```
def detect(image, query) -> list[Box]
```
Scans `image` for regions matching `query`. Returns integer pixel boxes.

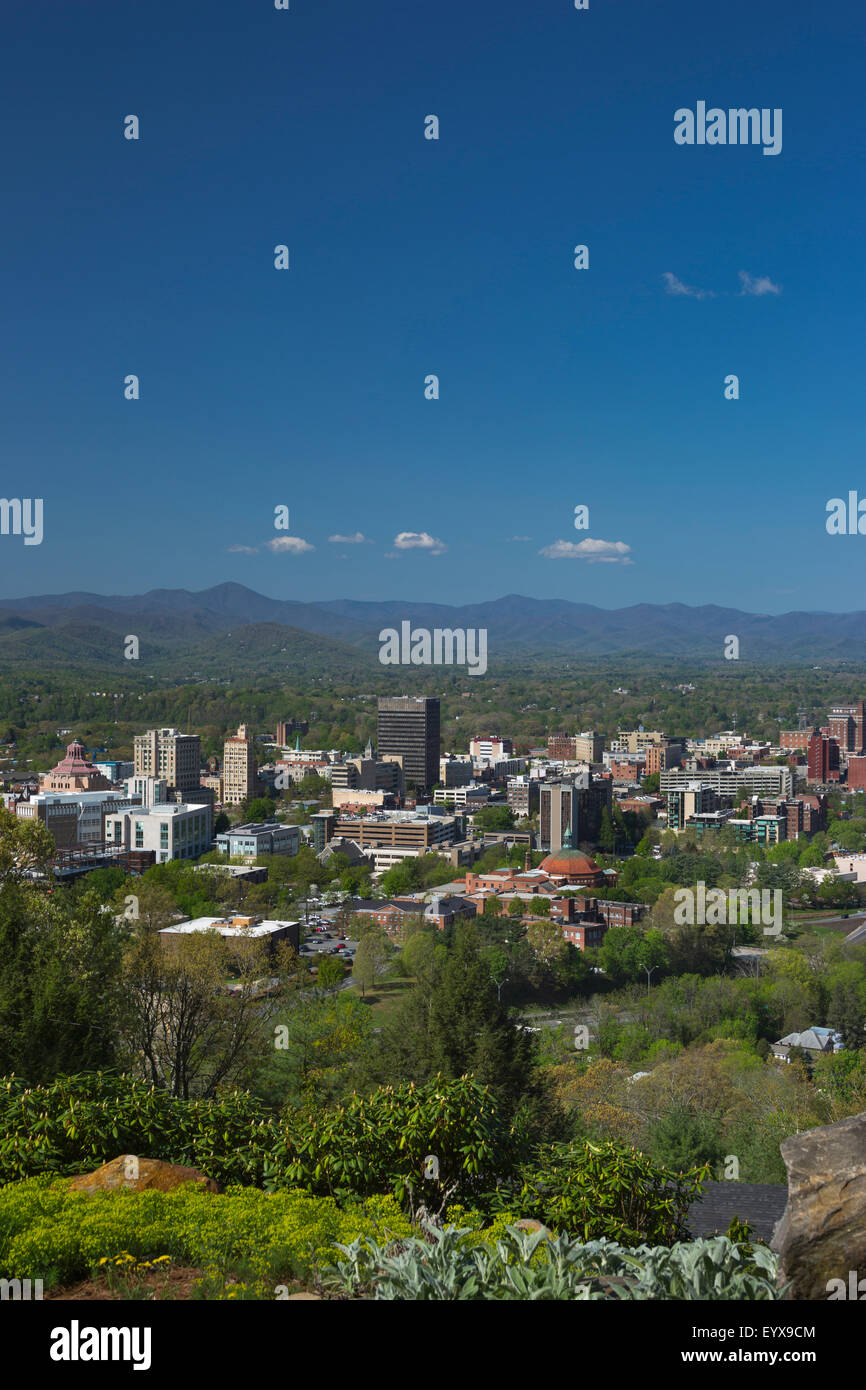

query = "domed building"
[539,828,604,887]
[39,740,114,793]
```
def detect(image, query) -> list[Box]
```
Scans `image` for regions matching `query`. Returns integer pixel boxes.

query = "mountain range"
[0,585,863,674]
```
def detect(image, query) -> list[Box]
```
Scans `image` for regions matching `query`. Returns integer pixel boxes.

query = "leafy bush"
[0,1178,411,1288]
[495,1140,707,1245]
[268,1075,517,1203]
[0,1072,518,1208]
[327,1224,782,1301]
[0,1074,271,1188]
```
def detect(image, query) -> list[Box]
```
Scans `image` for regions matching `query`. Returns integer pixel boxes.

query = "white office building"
[104,802,213,863]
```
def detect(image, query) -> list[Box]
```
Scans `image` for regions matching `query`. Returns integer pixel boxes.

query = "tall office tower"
[223,723,259,805]
[828,700,865,756]
[540,782,579,853]
[539,772,612,852]
[377,696,440,792]
[134,728,201,801]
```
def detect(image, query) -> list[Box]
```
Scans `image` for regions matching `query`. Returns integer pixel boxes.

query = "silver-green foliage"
[328,1224,782,1301]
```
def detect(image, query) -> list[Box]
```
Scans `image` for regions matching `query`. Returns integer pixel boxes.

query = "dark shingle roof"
[686,1182,787,1242]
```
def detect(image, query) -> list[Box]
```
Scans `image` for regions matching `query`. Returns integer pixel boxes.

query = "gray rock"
[771,1111,866,1300]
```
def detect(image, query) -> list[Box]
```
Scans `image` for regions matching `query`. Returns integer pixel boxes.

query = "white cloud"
[393,531,447,555]
[539,538,633,564]
[662,271,714,300]
[738,270,781,296]
[265,536,315,554]
[506,535,532,542]
[328,532,372,544]
[227,544,259,554]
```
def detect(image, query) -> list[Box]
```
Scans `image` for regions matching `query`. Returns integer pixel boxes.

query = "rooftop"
[160,915,299,938]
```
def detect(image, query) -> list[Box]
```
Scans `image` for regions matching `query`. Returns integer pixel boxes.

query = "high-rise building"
[828,700,865,756]
[377,697,440,791]
[539,772,612,852]
[808,733,841,783]
[134,728,201,801]
[223,724,259,805]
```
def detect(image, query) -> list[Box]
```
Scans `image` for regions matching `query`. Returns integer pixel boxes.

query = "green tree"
[121,928,272,1098]
[471,806,516,833]
[599,807,617,854]
[0,811,125,1081]
[380,923,538,1120]
[352,929,392,997]
[315,954,347,993]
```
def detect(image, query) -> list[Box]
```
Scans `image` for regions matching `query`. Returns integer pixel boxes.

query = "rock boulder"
[68,1154,221,1195]
[771,1111,866,1300]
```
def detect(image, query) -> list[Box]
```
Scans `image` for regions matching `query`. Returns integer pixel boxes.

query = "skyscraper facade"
[377,696,440,792]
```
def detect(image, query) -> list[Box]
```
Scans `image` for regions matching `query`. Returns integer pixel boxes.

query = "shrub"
[0,1072,518,1210]
[0,1178,412,1289]
[493,1140,708,1245]
[327,1224,782,1301]
[267,1075,518,1203]
[0,1074,271,1188]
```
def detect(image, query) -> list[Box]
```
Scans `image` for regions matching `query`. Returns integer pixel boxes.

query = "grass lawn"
[357,975,415,1023]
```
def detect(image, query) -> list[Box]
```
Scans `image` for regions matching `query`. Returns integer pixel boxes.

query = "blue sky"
[1,0,864,611]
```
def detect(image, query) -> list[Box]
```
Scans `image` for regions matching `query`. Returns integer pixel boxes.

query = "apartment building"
[666,783,720,832]
[223,724,259,805]
[807,733,841,784]
[609,729,668,755]
[134,728,202,801]
[507,775,540,817]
